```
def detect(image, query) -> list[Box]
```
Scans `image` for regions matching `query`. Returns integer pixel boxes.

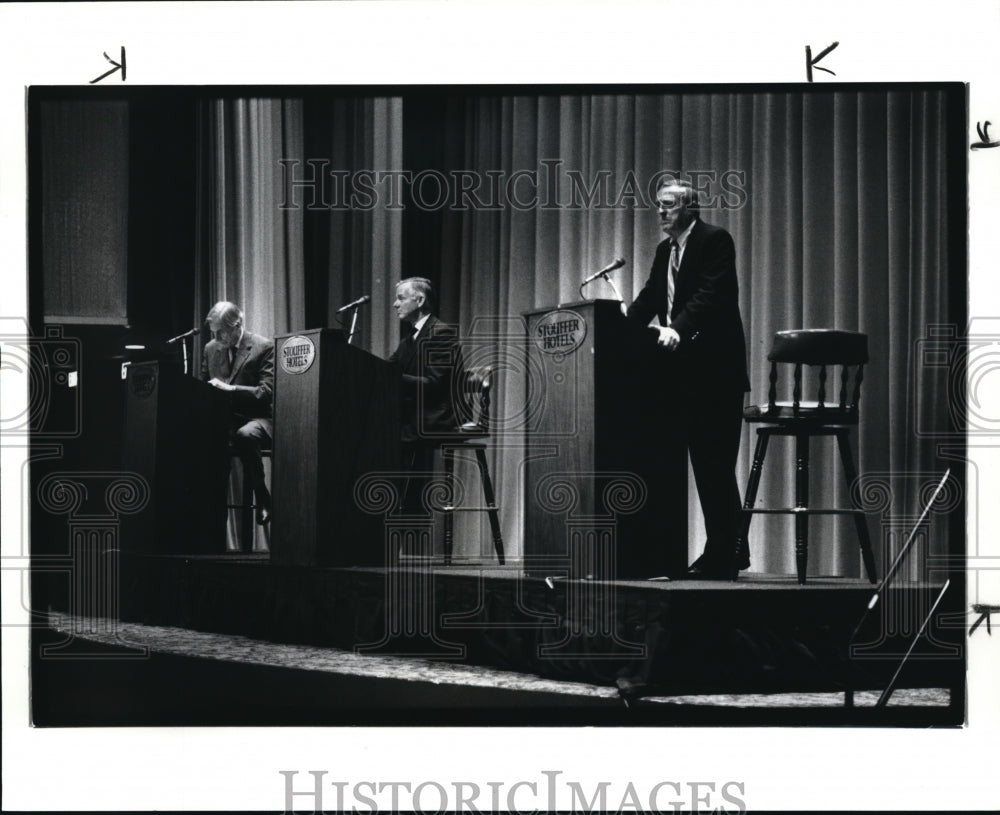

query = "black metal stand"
[875,579,950,708]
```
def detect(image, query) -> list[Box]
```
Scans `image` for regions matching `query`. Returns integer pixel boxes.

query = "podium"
[121,361,230,554]
[270,329,400,567]
[523,300,688,579]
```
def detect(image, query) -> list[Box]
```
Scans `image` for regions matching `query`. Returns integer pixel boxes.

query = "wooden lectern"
[523,299,688,579]
[121,361,230,554]
[270,329,400,567]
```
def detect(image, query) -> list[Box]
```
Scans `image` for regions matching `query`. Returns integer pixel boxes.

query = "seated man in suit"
[202,301,274,525]
[388,277,464,487]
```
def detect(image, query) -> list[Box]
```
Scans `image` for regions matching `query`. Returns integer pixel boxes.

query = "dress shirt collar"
[673,217,697,252]
[411,313,431,338]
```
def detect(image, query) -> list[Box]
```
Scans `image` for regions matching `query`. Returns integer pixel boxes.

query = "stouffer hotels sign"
[280,335,316,374]
[533,309,587,354]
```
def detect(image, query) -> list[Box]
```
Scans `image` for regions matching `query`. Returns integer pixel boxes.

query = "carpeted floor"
[46,612,950,713]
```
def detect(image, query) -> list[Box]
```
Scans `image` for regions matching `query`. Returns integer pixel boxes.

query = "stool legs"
[442,448,456,565]
[240,466,255,552]
[736,430,770,571]
[475,448,505,565]
[437,445,505,566]
[740,425,876,584]
[835,429,878,583]
[795,433,810,584]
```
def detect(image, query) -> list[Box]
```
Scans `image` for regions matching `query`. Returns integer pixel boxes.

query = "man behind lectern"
[202,301,274,525]
[388,277,463,476]
[626,179,750,579]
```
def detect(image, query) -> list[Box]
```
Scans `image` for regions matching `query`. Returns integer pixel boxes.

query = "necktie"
[666,240,680,319]
[402,329,417,354]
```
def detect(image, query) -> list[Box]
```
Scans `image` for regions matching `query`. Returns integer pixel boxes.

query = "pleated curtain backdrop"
[439,90,954,577]
[194,98,306,342]
[194,96,404,551]
[308,97,404,356]
[194,89,955,576]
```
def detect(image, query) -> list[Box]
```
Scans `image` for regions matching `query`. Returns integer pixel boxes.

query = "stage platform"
[112,551,965,719]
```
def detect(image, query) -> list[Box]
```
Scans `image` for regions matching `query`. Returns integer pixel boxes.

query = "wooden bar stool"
[438,366,505,566]
[735,329,878,584]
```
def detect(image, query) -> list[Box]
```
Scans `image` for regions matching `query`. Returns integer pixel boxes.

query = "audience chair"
[437,366,505,566]
[735,329,878,584]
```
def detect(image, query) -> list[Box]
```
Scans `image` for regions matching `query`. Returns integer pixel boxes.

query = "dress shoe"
[685,562,733,580]
[685,552,747,580]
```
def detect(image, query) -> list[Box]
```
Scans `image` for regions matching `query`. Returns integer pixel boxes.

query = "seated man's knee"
[233,421,264,454]
[235,423,255,442]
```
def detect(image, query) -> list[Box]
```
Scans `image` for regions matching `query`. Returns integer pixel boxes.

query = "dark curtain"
[304,95,403,354]
[194,97,306,347]
[39,100,129,323]
[195,95,402,362]
[194,88,961,576]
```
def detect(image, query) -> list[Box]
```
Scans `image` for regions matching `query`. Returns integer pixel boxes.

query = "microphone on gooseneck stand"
[580,257,626,287]
[166,325,205,344]
[335,294,372,314]
[166,325,205,376]
[336,294,372,345]
[579,257,628,313]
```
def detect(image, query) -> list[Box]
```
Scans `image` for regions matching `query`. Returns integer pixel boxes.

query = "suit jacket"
[201,329,275,420]
[388,315,463,443]
[627,218,750,392]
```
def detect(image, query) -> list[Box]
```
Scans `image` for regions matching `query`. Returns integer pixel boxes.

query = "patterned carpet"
[48,613,949,709]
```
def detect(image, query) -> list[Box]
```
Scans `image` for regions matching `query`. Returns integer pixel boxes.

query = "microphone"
[166,326,204,344]
[581,257,626,286]
[336,294,372,314]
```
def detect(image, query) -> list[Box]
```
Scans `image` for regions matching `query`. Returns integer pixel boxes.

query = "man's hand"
[656,326,681,350]
[208,378,235,391]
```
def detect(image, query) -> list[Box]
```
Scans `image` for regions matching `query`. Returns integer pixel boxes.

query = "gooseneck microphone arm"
[336,294,371,314]
[579,257,627,311]
[166,326,203,344]
[167,326,204,375]
[336,294,371,345]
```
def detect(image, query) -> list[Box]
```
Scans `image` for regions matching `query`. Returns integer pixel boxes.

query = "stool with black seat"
[228,445,272,552]
[735,329,878,585]
[437,365,505,566]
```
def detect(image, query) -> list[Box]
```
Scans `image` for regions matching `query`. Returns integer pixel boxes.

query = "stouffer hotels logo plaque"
[280,335,316,374]
[129,365,157,398]
[533,309,587,354]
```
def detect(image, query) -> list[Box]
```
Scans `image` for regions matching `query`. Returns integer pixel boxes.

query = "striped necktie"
[666,239,680,319]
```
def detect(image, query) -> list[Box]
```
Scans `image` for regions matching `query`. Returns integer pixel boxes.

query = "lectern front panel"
[523,300,687,579]
[271,329,400,567]
[121,361,229,554]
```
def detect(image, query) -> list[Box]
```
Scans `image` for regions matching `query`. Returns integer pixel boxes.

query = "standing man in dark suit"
[627,179,750,579]
[388,277,463,474]
[202,301,274,525]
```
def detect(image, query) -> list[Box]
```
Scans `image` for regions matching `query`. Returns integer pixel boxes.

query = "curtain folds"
[195,98,306,341]
[195,89,955,576]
